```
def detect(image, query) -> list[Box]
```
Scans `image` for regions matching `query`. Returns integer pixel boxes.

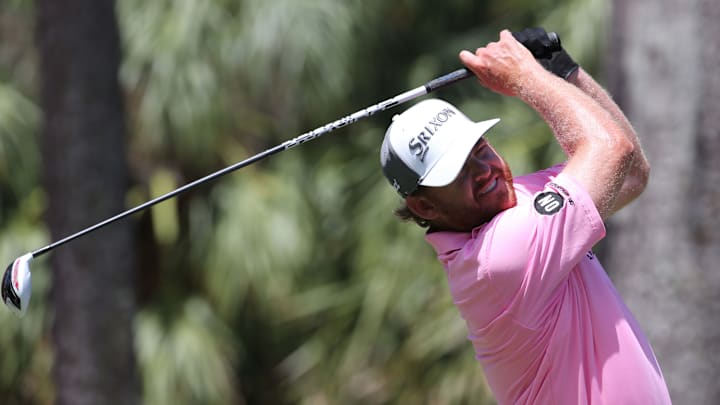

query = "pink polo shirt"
[426,165,671,404]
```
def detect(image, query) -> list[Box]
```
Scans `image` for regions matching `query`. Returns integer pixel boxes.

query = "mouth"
[478,177,498,197]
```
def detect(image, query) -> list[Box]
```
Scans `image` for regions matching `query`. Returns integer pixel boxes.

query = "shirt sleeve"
[478,171,606,328]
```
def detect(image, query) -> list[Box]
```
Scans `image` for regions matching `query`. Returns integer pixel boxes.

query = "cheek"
[438,191,475,219]
[496,156,512,177]
[496,159,514,187]
[503,167,514,184]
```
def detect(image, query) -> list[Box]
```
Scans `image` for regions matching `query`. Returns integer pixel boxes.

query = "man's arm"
[459,30,634,220]
[568,68,650,216]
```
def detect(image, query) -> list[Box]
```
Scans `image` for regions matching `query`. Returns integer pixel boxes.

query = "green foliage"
[136,297,239,405]
[0,0,610,403]
[0,83,41,224]
[0,2,52,402]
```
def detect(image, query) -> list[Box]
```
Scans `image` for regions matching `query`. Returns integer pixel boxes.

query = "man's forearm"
[516,67,624,159]
[569,68,640,152]
[569,68,650,213]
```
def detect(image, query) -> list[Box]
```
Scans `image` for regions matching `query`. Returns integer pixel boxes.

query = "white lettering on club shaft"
[408,108,457,162]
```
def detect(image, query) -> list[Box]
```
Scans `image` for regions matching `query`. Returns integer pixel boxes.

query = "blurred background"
[1,0,718,404]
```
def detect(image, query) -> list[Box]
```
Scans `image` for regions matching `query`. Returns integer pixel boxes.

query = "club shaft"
[30,68,474,258]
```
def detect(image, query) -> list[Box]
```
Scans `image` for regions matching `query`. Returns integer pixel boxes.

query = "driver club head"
[2,253,33,317]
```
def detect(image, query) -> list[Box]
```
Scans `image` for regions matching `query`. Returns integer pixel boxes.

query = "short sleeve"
[476,172,606,327]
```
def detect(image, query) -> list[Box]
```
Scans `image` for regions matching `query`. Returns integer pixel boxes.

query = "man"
[380,29,672,404]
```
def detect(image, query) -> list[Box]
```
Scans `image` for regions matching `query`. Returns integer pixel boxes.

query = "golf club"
[2,31,561,317]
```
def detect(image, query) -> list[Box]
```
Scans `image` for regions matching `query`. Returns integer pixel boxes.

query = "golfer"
[380,29,672,404]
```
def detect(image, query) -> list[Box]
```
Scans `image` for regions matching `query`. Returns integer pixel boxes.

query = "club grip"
[424,68,474,92]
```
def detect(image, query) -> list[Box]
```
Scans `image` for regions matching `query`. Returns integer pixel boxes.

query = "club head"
[1,253,33,317]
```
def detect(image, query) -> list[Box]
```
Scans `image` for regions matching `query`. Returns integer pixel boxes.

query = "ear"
[405,195,440,221]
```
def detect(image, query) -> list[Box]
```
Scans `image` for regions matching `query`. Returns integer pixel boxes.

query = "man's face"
[409,138,517,232]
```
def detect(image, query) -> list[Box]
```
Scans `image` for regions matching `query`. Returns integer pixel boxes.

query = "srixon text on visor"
[408,107,457,162]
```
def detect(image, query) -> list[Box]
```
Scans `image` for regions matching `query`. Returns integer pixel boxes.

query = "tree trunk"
[36,0,140,404]
[605,0,720,403]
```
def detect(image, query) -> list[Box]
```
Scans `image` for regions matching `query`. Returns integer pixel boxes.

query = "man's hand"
[459,30,550,97]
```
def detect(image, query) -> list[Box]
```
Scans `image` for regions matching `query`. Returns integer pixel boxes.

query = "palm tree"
[35,0,140,403]
[0,0,607,403]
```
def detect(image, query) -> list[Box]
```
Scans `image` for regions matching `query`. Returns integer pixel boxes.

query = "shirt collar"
[425,230,472,256]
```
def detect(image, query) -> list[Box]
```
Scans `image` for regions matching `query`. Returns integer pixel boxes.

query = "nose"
[467,155,492,182]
